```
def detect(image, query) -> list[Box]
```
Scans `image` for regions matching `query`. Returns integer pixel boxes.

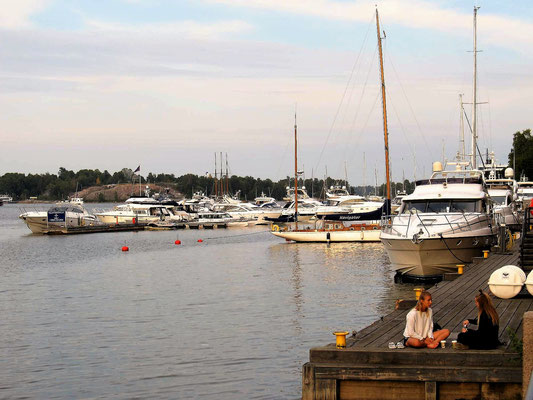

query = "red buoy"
[197,239,203,243]
[121,246,129,252]
[175,240,181,245]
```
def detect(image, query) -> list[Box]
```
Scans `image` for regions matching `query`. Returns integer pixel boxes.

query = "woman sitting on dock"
[457,290,500,350]
[403,291,450,349]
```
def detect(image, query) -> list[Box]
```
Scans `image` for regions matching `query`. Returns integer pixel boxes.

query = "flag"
[133,165,140,174]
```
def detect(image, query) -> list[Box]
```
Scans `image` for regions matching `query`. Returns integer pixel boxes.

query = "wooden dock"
[303,249,531,400]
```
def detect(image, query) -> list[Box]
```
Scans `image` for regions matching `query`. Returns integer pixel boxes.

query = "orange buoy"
[175,240,181,245]
[121,246,129,252]
[197,239,203,243]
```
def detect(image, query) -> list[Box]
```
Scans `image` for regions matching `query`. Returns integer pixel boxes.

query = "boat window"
[450,200,480,212]
[490,195,506,205]
[426,201,450,213]
[403,201,426,213]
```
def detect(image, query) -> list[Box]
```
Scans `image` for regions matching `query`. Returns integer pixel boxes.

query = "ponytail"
[476,290,499,325]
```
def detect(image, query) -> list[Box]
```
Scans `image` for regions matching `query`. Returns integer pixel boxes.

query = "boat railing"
[381,212,490,238]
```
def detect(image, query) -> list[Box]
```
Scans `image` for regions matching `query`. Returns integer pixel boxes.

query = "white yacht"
[0,194,13,203]
[325,185,350,200]
[94,202,181,225]
[19,203,103,234]
[517,177,533,209]
[380,163,496,280]
[282,186,310,202]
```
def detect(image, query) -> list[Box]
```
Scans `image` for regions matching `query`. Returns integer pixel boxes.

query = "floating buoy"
[175,240,181,245]
[121,246,129,252]
[197,239,203,243]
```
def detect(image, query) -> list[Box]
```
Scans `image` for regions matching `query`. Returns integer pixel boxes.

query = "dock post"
[524,311,533,398]
[424,381,436,400]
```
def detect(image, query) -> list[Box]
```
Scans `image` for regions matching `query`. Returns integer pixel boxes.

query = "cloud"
[209,0,533,53]
[0,0,51,28]
[83,19,254,40]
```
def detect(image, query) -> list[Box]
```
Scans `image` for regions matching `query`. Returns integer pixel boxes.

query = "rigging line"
[315,13,374,173]
[386,89,415,160]
[385,50,435,160]
[341,44,379,168]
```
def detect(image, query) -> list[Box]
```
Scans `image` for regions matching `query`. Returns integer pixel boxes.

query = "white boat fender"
[488,265,525,299]
[525,270,533,296]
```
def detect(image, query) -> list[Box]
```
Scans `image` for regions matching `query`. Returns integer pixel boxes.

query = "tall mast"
[376,8,391,201]
[220,152,223,196]
[214,152,218,197]
[459,93,465,160]
[294,111,299,229]
[225,152,229,195]
[471,6,479,169]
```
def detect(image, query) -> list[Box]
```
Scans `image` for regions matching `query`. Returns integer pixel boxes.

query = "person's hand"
[461,328,467,333]
[463,320,469,326]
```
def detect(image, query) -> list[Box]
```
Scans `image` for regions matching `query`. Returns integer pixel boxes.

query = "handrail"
[413,209,431,236]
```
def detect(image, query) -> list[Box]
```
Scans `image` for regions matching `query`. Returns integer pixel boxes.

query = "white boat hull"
[272,228,381,242]
[381,235,494,278]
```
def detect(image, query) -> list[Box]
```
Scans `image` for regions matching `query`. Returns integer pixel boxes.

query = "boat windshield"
[400,199,481,214]
[490,195,507,205]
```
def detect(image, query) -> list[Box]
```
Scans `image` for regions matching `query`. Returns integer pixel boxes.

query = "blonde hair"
[415,291,431,312]
[476,290,499,325]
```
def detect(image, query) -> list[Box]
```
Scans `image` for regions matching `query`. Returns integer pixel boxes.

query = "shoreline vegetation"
[0,167,415,203]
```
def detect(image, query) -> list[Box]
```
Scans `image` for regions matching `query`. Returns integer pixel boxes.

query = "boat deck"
[303,250,530,399]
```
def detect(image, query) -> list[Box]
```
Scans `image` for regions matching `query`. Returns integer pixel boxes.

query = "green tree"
[509,129,533,180]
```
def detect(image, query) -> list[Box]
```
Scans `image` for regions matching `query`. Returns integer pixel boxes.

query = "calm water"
[0,203,416,399]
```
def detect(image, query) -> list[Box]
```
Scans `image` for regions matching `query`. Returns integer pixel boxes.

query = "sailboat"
[271,8,391,243]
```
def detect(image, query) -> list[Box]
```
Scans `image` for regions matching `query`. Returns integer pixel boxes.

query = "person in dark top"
[457,290,500,349]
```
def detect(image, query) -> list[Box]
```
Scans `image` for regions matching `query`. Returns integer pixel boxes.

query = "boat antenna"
[294,107,299,229]
[376,7,392,204]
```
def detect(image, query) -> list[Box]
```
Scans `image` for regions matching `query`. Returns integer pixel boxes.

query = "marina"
[0,1,532,399]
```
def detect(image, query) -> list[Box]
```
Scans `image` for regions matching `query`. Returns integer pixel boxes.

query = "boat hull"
[381,235,494,278]
[272,228,381,242]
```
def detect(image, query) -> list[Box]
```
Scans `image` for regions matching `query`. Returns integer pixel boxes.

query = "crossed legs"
[405,329,450,349]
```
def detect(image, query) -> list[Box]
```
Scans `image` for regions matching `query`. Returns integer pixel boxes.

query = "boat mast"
[471,6,479,169]
[459,93,465,160]
[214,152,218,198]
[294,111,299,229]
[220,152,224,197]
[225,152,229,195]
[376,8,392,202]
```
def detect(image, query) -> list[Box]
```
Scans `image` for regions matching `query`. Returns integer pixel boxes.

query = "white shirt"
[403,308,434,340]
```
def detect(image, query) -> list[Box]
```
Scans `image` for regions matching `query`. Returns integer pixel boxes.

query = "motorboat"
[94,202,182,225]
[380,163,496,280]
[325,185,350,200]
[282,186,310,202]
[0,194,13,203]
[254,192,276,206]
[517,176,533,209]
[391,190,407,214]
[266,198,323,224]
[19,203,104,234]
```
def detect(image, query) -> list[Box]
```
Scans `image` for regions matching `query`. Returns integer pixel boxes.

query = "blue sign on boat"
[48,211,66,222]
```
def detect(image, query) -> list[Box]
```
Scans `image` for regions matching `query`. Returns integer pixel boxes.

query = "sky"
[0,0,532,186]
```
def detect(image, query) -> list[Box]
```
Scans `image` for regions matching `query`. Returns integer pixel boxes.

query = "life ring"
[272,224,280,232]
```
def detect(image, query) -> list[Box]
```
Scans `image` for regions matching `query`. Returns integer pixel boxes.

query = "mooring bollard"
[483,250,489,258]
[333,331,349,348]
[457,264,464,274]
[414,287,424,300]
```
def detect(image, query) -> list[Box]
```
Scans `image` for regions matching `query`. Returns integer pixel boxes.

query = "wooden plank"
[313,364,522,383]
[425,381,436,400]
[302,363,315,400]
[315,378,338,400]
[339,380,424,400]
[438,382,480,400]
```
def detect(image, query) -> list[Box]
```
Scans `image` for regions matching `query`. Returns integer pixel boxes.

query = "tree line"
[0,167,413,202]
